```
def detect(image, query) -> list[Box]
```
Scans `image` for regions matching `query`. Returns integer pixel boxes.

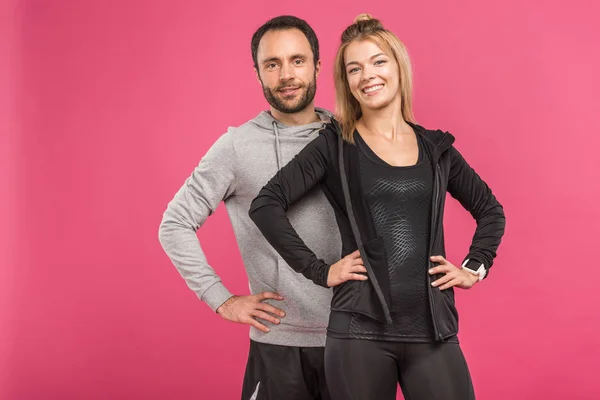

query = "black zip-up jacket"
[249,120,506,341]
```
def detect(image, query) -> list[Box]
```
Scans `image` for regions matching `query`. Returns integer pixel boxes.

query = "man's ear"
[254,68,263,87]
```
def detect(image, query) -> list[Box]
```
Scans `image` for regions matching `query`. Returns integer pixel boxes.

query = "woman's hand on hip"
[428,255,478,290]
[327,250,369,287]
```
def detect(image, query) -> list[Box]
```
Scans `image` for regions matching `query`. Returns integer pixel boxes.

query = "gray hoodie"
[159,108,341,347]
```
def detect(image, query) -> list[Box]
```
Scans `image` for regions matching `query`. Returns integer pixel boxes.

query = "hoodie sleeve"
[446,145,506,278]
[158,131,236,311]
[249,132,332,288]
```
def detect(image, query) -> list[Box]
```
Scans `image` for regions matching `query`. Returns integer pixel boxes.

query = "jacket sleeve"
[249,132,332,288]
[446,146,506,278]
[158,132,237,311]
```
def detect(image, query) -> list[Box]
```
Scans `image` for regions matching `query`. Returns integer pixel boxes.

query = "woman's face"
[344,39,401,113]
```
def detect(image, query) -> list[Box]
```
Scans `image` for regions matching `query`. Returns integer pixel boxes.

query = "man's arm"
[158,132,237,311]
[158,131,284,332]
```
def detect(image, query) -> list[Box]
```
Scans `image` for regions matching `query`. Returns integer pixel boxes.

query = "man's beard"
[261,76,317,114]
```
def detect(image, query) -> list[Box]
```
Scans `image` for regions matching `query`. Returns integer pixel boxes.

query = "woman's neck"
[359,102,412,141]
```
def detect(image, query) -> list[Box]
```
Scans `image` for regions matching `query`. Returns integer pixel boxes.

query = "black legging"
[324,337,475,400]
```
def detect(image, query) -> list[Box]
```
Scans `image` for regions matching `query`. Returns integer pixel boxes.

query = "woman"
[249,14,505,400]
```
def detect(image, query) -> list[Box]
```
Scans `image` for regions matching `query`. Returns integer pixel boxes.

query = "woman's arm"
[249,132,333,287]
[250,127,369,288]
[446,146,506,278]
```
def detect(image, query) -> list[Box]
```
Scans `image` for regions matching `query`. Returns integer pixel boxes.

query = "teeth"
[364,85,383,93]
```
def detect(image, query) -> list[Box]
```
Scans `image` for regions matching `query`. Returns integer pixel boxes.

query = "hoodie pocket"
[434,285,459,337]
[331,279,361,312]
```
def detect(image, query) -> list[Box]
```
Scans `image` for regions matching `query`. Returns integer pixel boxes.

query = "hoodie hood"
[251,107,332,135]
[408,122,456,164]
[251,107,332,169]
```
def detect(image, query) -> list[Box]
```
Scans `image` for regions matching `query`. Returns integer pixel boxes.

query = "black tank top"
[347,131,435,342]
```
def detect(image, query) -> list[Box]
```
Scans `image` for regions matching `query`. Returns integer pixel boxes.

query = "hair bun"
[354,13,373,23]
[340,13,385,42]
[353,13,384,29]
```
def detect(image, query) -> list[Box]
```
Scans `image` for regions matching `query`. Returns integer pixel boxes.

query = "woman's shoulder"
[305,121,341,165]
[319,121,341,139]
[315,121,343,150]
[410,121,456,149]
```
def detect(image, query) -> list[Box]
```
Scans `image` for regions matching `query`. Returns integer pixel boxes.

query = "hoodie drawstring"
[272,120,328,170]
[273,121,282,170]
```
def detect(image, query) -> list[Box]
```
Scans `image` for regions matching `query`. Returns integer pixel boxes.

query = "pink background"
[2,0,599,399]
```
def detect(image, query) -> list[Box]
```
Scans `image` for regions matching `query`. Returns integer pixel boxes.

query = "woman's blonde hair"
[334,14,415,143]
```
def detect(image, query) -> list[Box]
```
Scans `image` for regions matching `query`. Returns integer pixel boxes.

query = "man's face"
[255,28,320,114]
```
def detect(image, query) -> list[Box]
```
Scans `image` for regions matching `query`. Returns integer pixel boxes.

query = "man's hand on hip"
[216,292,286,333]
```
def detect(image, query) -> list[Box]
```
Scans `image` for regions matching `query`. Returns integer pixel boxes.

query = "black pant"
[324,337,475,400]
[241,340,331,400]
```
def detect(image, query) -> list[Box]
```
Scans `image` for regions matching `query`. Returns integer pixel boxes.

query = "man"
[158,16,340,400]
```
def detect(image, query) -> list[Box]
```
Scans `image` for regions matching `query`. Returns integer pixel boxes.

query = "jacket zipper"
[427,163,442,341]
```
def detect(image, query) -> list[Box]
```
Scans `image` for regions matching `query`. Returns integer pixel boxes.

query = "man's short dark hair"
[251,15,320,69]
